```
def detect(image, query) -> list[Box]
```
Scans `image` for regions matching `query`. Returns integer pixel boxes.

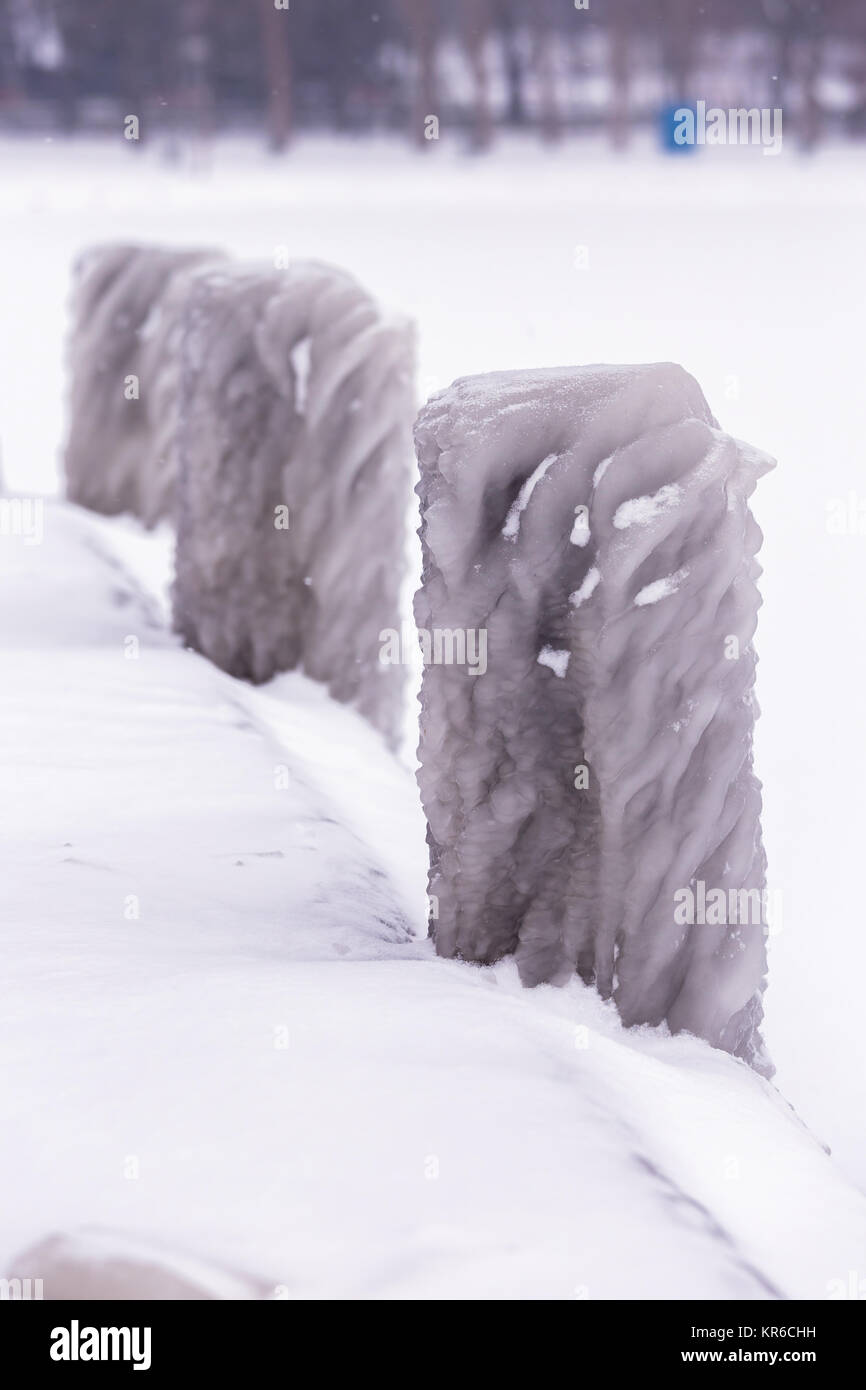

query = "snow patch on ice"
[537,646,570,678]
[593,455,613,487]
[613,484,681,530]
[569,565,601,609]
[635,567,689,606]
[502,453,558,540]
[291,337,311,416]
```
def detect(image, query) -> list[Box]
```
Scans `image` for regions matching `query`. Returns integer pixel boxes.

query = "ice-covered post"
[171,259,415,746]
[414,364,774,1070]
[64,244,222,524]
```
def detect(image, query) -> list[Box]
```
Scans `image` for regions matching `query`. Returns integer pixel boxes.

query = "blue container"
[660,103,698,154]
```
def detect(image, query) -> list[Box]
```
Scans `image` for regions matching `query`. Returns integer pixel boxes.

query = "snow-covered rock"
[415,365,774,1070]
[2,502,866,1300]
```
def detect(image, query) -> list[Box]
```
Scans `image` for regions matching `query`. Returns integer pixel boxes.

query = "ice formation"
[171,260,414,745]
[414,364,774,1070]
[64,244,222,524]
[63,244,414,743]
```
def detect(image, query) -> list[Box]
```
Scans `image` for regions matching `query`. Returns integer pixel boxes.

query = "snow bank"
[415,364,775,1070]
[2,501,865,1301]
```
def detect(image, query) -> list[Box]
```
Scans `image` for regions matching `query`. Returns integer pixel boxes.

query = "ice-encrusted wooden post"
[171,259,415,747]
[414,364,774,1070]
[64,243,222,525]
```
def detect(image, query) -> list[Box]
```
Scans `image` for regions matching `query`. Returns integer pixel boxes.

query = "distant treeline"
[1,0,864,149]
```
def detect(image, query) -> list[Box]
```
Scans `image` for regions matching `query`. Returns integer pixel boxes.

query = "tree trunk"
[608,9,629,150]
[398,0,438,149]
[259,0,293,152]
[533,0,562,143]
[662,0,695,102]
[799,36,822,151]
[463,0,494,151]
[499,1,527,128]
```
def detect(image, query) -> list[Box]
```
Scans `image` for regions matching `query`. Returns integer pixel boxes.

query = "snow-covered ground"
[1,134,865,1294]
[3,500,866,1299]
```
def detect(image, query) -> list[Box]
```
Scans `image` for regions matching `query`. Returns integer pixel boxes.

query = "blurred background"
[0,0,864,154]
